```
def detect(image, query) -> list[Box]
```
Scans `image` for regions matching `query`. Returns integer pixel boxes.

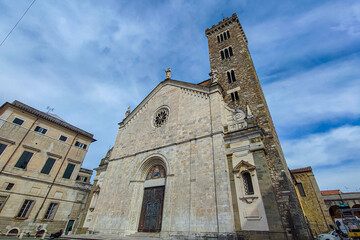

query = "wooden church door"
[138,186,165,232]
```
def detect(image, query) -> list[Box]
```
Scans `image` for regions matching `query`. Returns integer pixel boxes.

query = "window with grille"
[0,143,7,155]
[12,118,24,126]
[41,158,56,174]
[17,200,34,218]
[44,203,58,219]
[227,70,237,83]
[62,163,75,179]
[242,172,254,195]
[15,151,34,169]
[296,183,306,197]
[230,91,239,101]
[0,196,8,210]
[34,126,47,134]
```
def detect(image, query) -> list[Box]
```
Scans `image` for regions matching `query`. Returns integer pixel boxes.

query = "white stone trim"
[226,86,240,94]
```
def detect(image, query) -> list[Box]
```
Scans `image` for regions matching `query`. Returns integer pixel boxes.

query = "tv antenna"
[46,106,54,114]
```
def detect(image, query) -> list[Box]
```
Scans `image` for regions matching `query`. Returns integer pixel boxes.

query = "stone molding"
[22,144,41,152]
[67,158,81,164]
[47,152,62,159]
[0,137,15,145]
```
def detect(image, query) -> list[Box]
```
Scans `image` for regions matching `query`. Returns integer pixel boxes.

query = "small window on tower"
[230,92,239,101]
[217,36,220,43]
[225,49,229,58]
[223,32,227,40]
[220,34,223,42]
[229,47,233,56]
[227,70,237,83]
[227,30,230,39]
[227,72,231,83]
[220,51,224,60]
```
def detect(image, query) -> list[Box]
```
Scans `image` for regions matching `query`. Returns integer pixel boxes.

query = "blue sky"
[0,0,359,192]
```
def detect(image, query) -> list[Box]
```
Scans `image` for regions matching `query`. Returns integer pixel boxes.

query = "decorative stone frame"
[152,106,170,128]
[233,160,258,204]
[126,154,171,235]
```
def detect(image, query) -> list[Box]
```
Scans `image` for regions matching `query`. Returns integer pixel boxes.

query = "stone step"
[128,232,161,238]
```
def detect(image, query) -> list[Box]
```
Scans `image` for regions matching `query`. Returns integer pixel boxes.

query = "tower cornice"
[205,13,248,44]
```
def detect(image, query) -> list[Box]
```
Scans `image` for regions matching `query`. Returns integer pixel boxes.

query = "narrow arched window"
[227,31,230,39]
[223,32,227,40]
[242,172,254,195]
[221,51,224,59]
[229,47,233,56]
[231,70,236,82]
[225,49,229,58]
[227,72,231,83]
[220,34,224,42]
[217,36,220,43]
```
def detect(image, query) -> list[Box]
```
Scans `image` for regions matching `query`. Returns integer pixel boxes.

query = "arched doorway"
[138,164,166,232]
[329,205,341,220]
[7,228,19,236]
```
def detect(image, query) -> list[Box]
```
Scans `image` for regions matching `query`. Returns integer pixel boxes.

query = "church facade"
[84,14,311,239]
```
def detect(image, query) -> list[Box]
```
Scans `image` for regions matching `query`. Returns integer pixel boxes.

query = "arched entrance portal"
[138,164,166,232]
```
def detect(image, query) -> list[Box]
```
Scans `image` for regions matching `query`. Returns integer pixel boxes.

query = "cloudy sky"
[0,0,359,192]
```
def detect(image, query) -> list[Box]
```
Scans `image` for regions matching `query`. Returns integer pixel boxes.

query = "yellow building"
[291,167,333,236]
[0,100,95,236]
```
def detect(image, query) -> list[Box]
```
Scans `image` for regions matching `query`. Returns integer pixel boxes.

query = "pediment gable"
[233,160,256,172]
[119,79,221,128]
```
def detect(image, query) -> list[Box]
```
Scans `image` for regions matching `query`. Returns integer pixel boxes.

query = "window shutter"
[41,158,56,174]
[62,163,75,179]
[15,151,33,169]
[0,144,7,155]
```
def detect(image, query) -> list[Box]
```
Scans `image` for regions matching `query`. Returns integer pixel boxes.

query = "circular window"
[153,107,169,128]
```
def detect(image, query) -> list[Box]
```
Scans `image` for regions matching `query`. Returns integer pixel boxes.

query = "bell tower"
[206,14,312,239]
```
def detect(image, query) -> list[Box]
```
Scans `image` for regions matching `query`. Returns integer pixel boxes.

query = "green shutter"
[62,163,75,179]
[0,144,6,155]
[40,158,56,174]
[15,151,34,169]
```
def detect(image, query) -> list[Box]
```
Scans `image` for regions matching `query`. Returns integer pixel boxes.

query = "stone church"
[83,14,311,239]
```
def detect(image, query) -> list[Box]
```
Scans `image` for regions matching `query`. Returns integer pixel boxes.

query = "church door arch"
[138,164,166,232]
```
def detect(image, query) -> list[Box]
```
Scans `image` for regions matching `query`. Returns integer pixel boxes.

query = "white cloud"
[264,56,360,129]
[284,125,360,169]
[315,165,360,192]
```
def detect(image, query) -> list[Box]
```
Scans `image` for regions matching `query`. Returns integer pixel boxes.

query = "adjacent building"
[291,167,332,236]
[82,14,311,240]
[321,190,360,220]
[0,100,95,236]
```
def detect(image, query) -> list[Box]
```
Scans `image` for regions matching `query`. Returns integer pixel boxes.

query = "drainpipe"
[33,133,79,222]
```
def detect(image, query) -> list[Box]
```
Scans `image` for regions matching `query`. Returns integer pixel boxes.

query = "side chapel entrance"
[138,164,166,232]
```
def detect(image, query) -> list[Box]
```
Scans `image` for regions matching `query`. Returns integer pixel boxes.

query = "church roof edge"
[118,78,222,127]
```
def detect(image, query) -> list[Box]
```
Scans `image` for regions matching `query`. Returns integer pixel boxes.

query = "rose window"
[153,108,169,128]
